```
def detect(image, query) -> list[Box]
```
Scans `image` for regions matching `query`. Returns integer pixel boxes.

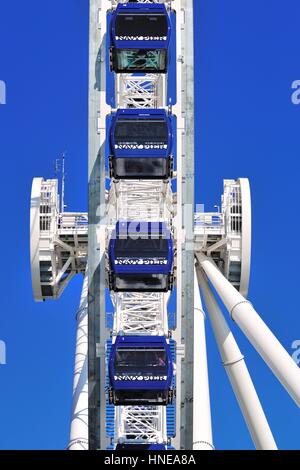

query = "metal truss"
[30,178,87,301]
[115,406,167,444]
[116,74,165,109]
[112,292,169,336]
[109,179,174,223]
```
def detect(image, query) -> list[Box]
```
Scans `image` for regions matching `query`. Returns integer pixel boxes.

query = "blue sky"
[0,0,299,450]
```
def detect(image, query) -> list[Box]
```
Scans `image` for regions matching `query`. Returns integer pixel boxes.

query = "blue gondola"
[108,221,174,292]
[115,444,167,450]
[108,335,174,406]
[109,109,174,180]
[110,3,171,73]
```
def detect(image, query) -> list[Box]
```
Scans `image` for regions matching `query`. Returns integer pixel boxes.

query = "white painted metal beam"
[197,267,277,450]
[69,273,89,450]
[193,268,214,450]
[197,252,300,408]
[88,0,111,450]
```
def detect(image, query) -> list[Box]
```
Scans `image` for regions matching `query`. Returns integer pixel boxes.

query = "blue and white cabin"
[108,221,174,292]
[109,109,173,179]
[109,335,174,406]
[115,444,167,450]
[110,2,171,73]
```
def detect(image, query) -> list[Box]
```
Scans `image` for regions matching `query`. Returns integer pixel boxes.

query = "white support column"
[68,273,89,450]
[197,268,277,450]
[193,269,214,450]
[196,253,300,408]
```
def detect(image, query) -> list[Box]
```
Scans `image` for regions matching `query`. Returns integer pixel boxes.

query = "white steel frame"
[68,271,89,450]
[30,178,87,301]
[112,292,169,337]
[115,406,167,444]
[197,268,277,450]
[116,74,165,109]
[29,0,300,452]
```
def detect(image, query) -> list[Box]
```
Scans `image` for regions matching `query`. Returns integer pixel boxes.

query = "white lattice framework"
[112,292,169,336]
[109,179,173,222]
[116,74,165,108]
[116,406,167,443]
[30,178,88,301]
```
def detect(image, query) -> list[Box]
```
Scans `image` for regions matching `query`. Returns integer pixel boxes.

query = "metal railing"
[58,213,88,232]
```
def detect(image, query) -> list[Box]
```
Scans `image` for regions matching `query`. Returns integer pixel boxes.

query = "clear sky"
[0,0,299,450]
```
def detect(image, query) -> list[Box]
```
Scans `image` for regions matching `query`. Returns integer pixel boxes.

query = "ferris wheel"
[30,0,300,451]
